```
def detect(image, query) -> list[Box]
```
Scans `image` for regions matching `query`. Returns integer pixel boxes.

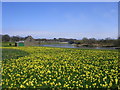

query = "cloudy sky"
[2,2,118,39]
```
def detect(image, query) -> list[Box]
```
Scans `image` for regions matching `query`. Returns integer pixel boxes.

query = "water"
[39,44,116,50]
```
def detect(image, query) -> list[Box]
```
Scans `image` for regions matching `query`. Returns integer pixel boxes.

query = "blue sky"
[2,2,118,39]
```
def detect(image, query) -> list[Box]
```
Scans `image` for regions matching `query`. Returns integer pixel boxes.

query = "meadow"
[2,47,119,89]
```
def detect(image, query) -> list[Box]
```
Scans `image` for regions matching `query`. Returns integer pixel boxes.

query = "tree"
[115,37,120,47]
[82,37,88,44]
[74,40,81,44]
[88,38,96,44]
[11,36,20,42]
[2,34,10,42]
[68,41,74,44]
[53,38,57,41]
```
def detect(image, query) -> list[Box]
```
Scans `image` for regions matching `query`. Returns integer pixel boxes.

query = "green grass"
[2,42,15,47]
[2,48,29,61]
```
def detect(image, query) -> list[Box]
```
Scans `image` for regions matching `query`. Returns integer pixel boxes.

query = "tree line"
[68,37,120,47]
[1,34,120,47]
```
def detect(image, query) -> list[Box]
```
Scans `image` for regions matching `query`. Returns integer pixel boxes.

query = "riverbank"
[39,44,117,50]
[72,43,120,49]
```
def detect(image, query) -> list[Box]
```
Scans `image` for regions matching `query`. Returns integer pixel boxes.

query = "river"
[39,44,116,50]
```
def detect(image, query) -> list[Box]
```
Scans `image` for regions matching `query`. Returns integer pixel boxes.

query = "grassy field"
[2,47,118,89]
[2,42,15,47]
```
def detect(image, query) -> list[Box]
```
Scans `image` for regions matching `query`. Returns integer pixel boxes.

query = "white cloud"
[3,29,118,39]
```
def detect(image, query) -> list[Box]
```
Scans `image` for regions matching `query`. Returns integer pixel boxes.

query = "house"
[15,41,24,46]
[15,36,38,46]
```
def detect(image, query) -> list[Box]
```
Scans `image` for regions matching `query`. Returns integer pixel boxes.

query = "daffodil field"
[2,47,119,88]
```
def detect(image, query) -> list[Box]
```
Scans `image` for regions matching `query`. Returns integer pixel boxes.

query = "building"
[15,36,38,46]
[15,41,24,46]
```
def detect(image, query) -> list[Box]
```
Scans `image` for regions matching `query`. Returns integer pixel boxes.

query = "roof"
[16,41,24,43]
